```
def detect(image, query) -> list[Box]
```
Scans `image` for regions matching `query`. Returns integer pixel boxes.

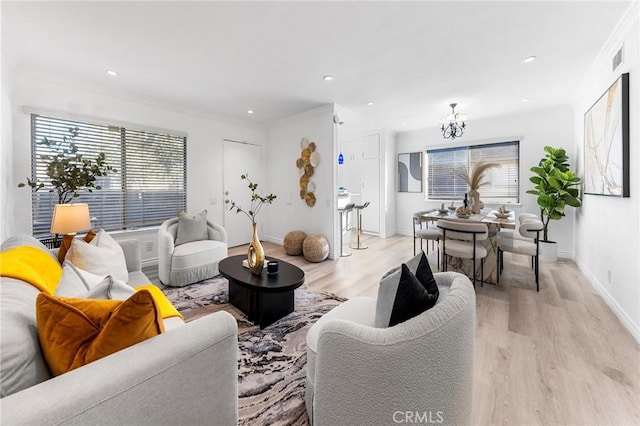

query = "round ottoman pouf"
[303,234,329,262]
[284,230,307,256]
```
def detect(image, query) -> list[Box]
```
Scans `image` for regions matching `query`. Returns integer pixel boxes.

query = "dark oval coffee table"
[218,255,305,329]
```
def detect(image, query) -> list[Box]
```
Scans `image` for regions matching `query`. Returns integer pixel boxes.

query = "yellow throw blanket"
[0,246,62,295]
[0,245,182,321]
[135,284,184,321]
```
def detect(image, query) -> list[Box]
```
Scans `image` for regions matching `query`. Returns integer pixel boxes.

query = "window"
[30,114,186,236]
[426,141,519,203]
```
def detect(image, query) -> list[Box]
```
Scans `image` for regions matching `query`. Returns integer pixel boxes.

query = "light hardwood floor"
[152,234,640,425]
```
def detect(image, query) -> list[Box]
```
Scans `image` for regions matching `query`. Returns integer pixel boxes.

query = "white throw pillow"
[55,261,106,297]
[175,210,209,246]
[65,229,129,283]
[85,276,136,300]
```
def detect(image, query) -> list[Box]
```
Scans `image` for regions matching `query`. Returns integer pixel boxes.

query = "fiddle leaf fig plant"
[18,127,116,204]
[526,146,581,242]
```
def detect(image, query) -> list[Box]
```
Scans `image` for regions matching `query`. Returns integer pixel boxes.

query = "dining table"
[421,208,516,285]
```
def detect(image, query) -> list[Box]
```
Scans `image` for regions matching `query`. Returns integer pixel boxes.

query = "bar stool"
[337,202,355,257]
[350,201,370,250]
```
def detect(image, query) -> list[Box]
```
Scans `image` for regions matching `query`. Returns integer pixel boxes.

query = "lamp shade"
[50,203,91,234]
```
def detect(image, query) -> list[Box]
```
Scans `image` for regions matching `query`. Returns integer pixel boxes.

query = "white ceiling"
[1,1,632,131]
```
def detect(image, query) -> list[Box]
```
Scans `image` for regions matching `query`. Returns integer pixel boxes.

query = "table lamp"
[50,203,91,263]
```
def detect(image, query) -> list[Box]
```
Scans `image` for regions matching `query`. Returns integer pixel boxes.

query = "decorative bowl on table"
[438,209,449,215]
[455,206,472,219]
[495,212,510,219]
[447,206,457,212]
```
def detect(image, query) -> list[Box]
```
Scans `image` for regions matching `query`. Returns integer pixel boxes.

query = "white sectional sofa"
[0,235,238,425]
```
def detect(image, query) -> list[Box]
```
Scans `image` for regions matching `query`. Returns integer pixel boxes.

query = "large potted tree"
[19,126,116,249]
[526,146,581,261]
[19,126,115,204]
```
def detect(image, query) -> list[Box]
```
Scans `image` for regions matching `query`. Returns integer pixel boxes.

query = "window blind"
[30,114,186,236]
[426,141,519,203]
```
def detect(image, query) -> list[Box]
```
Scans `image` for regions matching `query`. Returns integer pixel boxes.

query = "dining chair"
[497,218,544,291]
[437,219,488,287]
[412,211,442,265]
[497,212,539,241]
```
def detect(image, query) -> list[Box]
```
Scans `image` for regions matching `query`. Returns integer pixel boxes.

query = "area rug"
[162,277,345,426]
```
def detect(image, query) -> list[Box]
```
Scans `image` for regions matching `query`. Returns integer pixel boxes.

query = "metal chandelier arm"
[440,102,467,140]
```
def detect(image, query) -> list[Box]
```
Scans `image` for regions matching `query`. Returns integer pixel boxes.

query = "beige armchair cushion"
[175,210,209,246]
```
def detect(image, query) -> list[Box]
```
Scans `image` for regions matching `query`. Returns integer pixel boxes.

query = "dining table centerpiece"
[225,174,277,275]
[456,160,501,214]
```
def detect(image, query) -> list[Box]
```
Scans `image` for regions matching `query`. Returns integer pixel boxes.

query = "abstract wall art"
[583,72,630,197]
[398,152,422,192]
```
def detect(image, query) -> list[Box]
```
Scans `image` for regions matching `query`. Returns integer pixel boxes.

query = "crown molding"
[573,1,639,104]
[14,66,267,132]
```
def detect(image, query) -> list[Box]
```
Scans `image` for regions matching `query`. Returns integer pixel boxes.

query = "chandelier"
[440,103,466,140]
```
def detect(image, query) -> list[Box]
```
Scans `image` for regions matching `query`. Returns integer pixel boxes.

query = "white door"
[223,140,262,247]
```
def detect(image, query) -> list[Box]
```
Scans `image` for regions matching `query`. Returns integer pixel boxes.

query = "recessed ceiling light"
[402,122,408,126]
[522,56,537,63]
[323,75,334,81]
[367,102,375,106]
[247,110,254,114]
[106,70,119,77]
[522,98,531,102]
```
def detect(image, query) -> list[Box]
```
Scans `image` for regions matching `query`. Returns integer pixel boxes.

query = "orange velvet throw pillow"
[36,290,164,376]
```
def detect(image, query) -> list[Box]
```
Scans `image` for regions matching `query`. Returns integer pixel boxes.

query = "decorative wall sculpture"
[297,138,320,207]
[584,73,630,197]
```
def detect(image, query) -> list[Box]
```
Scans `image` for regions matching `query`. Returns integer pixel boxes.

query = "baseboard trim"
[396,229,413,237]
[141,257,158,268]
[558,250,574,260]
[576,258,640,344]
[263,236,283,245]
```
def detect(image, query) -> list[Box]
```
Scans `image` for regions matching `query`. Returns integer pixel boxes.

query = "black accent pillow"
[388,263,439,327]
[415,252,439,297]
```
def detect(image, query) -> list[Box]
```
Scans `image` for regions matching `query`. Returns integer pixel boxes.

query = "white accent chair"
[497,218,544,291]
[438,220,489,287]
[305,272,475,426]
[158,218,228,287]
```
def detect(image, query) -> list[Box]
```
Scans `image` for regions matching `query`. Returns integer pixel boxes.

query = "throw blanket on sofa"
[0,246,62,294]
[0,246,182,321]
[136,285,184,320]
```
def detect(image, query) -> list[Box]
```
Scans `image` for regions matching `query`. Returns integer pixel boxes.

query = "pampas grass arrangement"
[456,161,501,190]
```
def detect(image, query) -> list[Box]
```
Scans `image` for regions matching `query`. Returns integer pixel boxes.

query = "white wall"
[8,71,267,263]
[264,104,337,255]
[572,4,639,341]
[395,105,576,256]
[335,105,396,237]
[384,129,397,237]
[1,56,15,242]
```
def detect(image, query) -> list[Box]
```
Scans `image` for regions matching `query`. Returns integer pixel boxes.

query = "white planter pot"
[539,241,558,262]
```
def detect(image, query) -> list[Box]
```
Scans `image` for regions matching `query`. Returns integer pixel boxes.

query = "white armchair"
[305,272,476,426]
[158,218,228,287]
